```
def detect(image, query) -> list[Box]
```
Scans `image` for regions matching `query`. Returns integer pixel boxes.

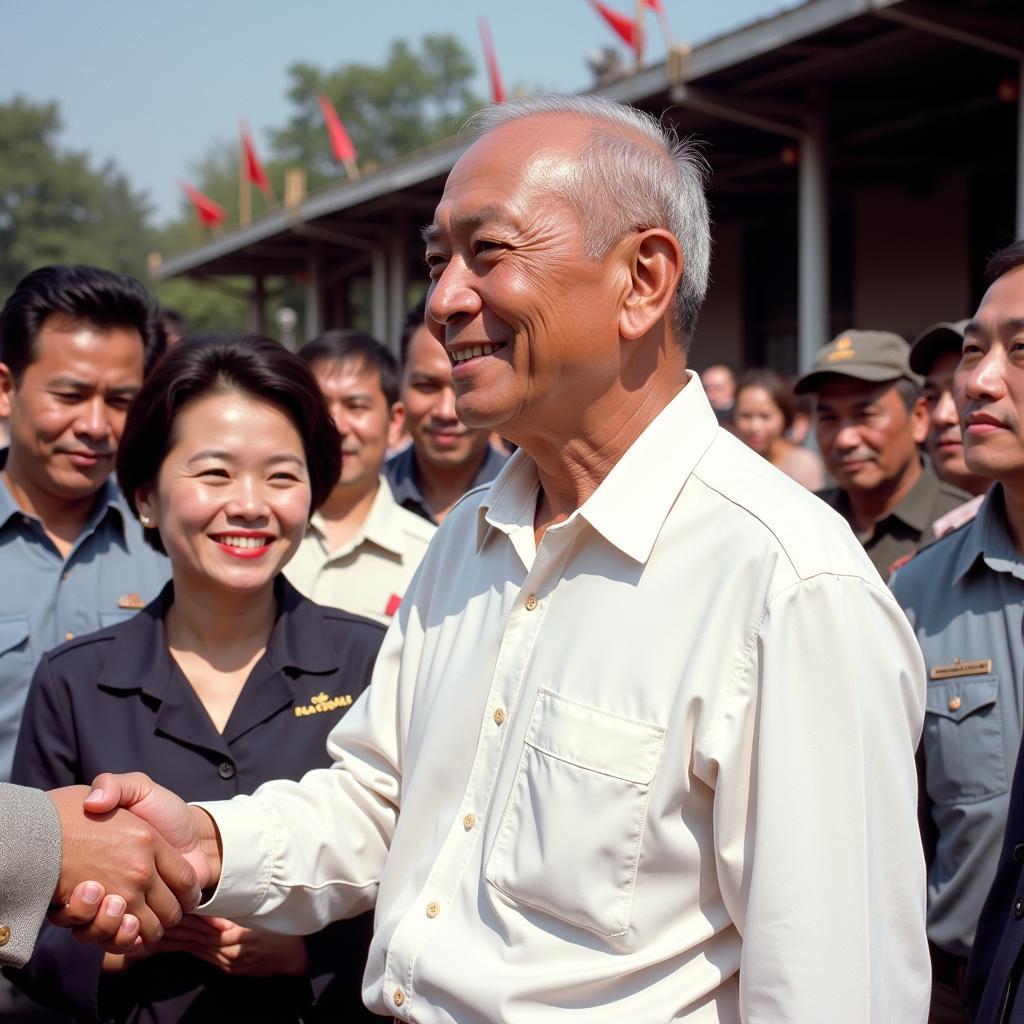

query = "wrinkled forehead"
[428,117,602,234]
[815,376,901,409]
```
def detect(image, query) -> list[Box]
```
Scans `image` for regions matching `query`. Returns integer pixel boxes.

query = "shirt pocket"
[0,614,31,674]
[923,676,1007,805]
[484,688,665,937]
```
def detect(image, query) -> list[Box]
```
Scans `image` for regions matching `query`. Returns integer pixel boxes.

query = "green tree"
[270,35,483,186]
[0,97,152,299]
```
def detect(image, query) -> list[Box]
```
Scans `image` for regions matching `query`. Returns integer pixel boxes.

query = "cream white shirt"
[201,374,929,1023]
[284,477,436,625]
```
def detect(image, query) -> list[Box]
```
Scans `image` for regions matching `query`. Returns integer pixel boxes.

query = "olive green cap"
[794,329,922,394]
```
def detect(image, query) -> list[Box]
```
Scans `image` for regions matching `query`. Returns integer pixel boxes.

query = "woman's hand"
[102,914,309,978]
[185,917,310,977]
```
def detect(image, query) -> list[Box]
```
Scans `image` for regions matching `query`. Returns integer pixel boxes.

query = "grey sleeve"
[0,784,62,968]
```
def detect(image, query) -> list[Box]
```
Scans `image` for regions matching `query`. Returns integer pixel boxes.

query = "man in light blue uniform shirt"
[891,240,1024,1023]
[0,266,168,781]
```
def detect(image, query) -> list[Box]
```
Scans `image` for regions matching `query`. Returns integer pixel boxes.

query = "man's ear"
[0,363,14,419]
[387,400,406,450]
[910,395,930,446]
[618,228,684,342]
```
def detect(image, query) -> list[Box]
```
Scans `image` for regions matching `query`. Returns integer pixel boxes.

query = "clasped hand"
[48,773,220,954]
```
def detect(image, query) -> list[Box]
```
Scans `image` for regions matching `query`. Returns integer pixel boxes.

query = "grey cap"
[909,319,968,375]
[794,329,921,394]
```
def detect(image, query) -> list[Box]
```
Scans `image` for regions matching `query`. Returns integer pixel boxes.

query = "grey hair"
[464,94,711,349]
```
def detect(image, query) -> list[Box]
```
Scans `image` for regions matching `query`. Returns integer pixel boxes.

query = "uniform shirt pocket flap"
[926,677,997,723]
[0,615,29,656]
[527,688,665,785]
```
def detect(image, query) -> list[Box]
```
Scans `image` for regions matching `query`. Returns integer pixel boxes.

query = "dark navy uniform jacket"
[968,749,1024,1023]
[7,576,384,1023]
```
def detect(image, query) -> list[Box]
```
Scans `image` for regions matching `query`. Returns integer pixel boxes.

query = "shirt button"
[1015,898,1024,920]
[393,988,405,1006]
[524,594,539,611]
[64,632,74,641]
[426,901,440,919]
[61,572,69,581]
[218,761,236,780]
[948,695,961,712]
[463,812,476,830]
[0,925,9,946]
[493,707,506,725]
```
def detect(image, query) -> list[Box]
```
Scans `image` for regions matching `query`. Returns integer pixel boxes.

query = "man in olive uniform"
[796,330,968,577]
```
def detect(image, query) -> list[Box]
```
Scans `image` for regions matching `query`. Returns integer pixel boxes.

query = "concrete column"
[798,105,829,372]
[249,275,266,334]
[387,227,409,351]
[1017,61,1024,239]
[305,250,322,339]
[371,248,388,342]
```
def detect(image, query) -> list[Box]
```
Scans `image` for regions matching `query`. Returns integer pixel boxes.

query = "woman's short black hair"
[117,335,341,554]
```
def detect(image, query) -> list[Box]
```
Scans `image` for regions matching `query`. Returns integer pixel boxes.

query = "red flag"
[643,0,663,10]
[240,121,270,193]
[478,18,506,104]
[179,181,225,227]
[317,93,357,165]
[589,0,636,49]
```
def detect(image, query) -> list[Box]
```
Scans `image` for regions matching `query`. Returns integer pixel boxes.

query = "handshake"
[49,773,223,953]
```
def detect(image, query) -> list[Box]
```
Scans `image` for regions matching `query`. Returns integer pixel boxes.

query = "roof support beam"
[669,84,802,138]
[872,2,1024,60]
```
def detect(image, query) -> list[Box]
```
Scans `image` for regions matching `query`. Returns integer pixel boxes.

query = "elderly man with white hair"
[86,95,929,1022]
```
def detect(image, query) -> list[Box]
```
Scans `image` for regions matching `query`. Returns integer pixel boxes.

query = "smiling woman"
[8,337,383,1022]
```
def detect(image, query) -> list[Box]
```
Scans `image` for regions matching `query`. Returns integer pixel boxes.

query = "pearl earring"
[140,515,152,526]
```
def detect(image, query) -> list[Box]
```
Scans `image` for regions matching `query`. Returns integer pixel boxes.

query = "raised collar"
[310,476,413,559]
[951,485,1024,585]
[97,575,339,700]
[0,447,126,537]
[476,373,718,564]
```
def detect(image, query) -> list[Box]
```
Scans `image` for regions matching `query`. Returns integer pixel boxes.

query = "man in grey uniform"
[891,241,1024,1022]
[0,783,199,967]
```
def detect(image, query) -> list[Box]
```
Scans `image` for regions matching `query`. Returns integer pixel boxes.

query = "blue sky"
[2,0,788,224]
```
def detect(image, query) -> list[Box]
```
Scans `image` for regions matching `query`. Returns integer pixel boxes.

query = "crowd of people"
[1,92,1023,1022]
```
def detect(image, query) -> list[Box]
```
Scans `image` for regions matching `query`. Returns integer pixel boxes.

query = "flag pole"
[239,137,252,227]
[634,0,645,72]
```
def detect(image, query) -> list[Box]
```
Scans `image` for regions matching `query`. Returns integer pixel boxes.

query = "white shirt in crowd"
[200,374,929,1023]
[284,476,436,626]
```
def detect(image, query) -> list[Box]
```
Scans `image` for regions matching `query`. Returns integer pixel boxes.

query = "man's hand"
[48,785,200,946]
[49,881,143,954]
[83,772,222,893]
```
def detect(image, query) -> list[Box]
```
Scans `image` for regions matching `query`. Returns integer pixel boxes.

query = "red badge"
[385,593,402,617]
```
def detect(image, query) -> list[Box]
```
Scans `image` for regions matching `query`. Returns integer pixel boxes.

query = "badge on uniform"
[116,592,145,609]
[929,657,993,680]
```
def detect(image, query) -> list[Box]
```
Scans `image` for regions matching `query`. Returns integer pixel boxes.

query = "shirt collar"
[309,476,411,558]
[0,447,126,537]
[884,460,942,533]
[951,484,1023,584]
[98,576,339,698]
[476,373,718,564]
[386,445,426,512]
